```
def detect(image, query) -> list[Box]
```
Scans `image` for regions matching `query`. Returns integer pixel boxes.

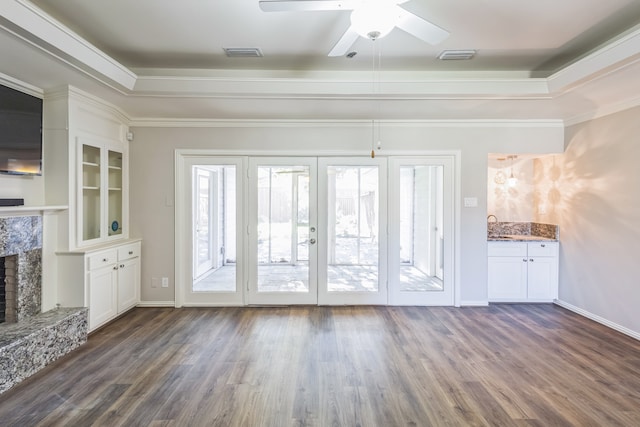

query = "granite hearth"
[0,215,88,395]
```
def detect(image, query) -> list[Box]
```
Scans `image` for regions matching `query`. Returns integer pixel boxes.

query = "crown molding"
[1,0,137,91]
[129,117,564,128]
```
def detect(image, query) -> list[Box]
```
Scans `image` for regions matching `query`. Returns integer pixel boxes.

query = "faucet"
[487,214,498,222]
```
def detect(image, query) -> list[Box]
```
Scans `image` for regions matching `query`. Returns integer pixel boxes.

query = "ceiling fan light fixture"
[350,2,400,40]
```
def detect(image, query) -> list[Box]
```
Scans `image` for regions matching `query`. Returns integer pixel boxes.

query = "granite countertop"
[487,221,559,242]
[488,235,557,242]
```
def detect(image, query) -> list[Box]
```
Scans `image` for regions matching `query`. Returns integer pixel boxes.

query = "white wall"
[534,106,640,337]
[129,122,563,306]
[0,174,44,205]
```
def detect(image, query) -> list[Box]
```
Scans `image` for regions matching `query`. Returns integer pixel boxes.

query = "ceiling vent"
[223,47,263,58]
[437,50,476,60]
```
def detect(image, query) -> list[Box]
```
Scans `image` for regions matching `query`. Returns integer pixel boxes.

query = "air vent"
[223,47,263,58]
[437,50,476,60]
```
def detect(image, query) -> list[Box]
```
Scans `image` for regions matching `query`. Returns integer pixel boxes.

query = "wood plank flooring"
[1,304,640,426]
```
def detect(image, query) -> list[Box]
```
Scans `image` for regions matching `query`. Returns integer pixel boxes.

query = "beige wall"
[129,122,563,305]
[487,157,536,222]
[534,106,640,336]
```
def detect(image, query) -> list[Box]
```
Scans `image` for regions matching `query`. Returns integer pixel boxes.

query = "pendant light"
[507,155,518,187]
[494,157,506,185]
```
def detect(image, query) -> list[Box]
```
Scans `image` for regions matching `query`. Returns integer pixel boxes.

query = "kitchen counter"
[488,234,557,242]
[487,221,559,242]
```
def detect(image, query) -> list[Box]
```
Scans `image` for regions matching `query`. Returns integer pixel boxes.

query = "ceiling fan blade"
[259,1,358,12]
[328,26,360,57]
[395,7,449,45]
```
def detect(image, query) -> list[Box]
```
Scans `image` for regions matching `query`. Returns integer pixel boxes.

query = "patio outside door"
[248,158,318,305]
[247,157,387,305]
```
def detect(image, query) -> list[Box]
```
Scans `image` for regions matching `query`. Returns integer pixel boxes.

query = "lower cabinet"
[58,240,141,331]
[488,241,559,302]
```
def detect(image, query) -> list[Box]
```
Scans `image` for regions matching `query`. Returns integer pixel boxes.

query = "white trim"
[0,71,44,97]
[564,96,640,127]
[130,118,564,128]
[136,301,176,307]
[460,300,489,307]
[0,205,67,217]
[1,0,137,90]
[554,299,640,341]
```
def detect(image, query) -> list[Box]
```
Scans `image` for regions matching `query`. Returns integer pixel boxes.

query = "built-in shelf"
[108,188,122,191]
[83,186,100,190]
[0,205,68,217]
[82,162,99,168]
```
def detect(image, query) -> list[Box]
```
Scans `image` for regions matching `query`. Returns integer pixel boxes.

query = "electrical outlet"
[161,277,169,288]
[151,277,159,288]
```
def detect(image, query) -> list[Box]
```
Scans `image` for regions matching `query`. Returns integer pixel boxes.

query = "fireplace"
[0,213,88,395]
[0,255,18,324]
[0,216,42,322]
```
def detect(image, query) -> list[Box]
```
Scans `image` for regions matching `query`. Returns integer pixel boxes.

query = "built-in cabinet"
[488,241,559,302]
[44,86,140,327]
[58,241,141,331]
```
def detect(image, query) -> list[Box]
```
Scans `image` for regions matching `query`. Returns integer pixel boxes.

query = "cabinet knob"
[530,258,534,262]
[103,258,108,262]
[523,259,527,262]
[128,251,134,255]
[120,264,125,268]
[541,244,546,248]
[113,266,118,270]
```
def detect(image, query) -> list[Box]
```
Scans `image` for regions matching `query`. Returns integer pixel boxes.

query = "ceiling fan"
[259,0,449,57]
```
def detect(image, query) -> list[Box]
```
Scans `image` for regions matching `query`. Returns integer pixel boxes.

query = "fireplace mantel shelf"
[0,205,68,217]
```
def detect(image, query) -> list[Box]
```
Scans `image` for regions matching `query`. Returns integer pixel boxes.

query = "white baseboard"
[136,301,176,308]
[554,299,640,341]
[459,300,489,307]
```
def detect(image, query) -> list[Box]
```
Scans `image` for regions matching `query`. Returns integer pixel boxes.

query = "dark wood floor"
[1,304,640,426]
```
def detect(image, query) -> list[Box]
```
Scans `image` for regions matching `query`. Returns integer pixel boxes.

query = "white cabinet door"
[117,257,140,313]
[88,265,118,330]
[488,256,527,300]
[527,256,558,300]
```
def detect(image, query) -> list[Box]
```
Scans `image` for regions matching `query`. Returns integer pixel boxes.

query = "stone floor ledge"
[0,307,88,394]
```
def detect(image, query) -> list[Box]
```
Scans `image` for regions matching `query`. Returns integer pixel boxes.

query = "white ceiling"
[2,0,640,123]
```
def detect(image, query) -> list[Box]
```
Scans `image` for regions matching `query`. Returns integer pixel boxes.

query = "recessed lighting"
[437,50,476,60]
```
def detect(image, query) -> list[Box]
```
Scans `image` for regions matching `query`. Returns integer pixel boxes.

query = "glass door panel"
[248,158,317,305]
[107,149,123,237]
[192,165,237,293]
[194,167,214,278]
[182,158,243,307]
[389,158,454,306]
[318,158,387,305]
[80,143,101,242]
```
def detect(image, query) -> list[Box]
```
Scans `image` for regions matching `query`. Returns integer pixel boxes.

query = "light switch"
[464,197,478,207]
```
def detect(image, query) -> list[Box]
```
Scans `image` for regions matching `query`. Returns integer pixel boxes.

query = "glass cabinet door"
[78,139,126,246]
[81,143,102,242]
[107,149,123,237]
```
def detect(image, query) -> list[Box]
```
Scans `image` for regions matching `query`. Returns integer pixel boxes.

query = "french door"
[247,157,388,305]
[179,154,454,307]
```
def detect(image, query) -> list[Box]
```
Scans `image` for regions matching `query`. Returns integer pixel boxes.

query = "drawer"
[88,249,118,270]
[488,242,527,257]
[527,242,558,257]
[118,242,141,261]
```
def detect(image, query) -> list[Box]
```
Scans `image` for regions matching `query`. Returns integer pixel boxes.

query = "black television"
[0,83,43,176]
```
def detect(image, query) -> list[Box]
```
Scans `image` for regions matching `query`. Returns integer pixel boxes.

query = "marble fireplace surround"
[0,216,43,322]
[0,215,88,395]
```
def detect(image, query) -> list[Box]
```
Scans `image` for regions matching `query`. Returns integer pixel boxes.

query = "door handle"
[310,227,316,232]
[309,238,316,244]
